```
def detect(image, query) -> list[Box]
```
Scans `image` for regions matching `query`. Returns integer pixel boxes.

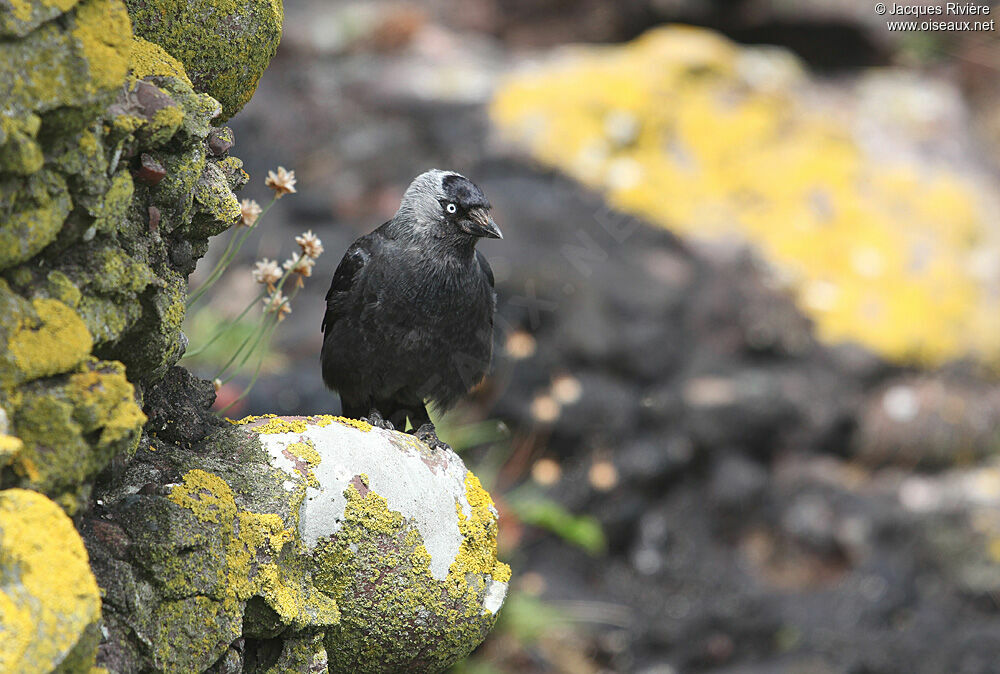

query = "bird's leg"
[362,408,395,431]
[407,403,448,451]
[413,423,450,452]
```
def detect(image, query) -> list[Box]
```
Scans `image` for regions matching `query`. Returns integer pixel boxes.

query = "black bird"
[321,169,502,446]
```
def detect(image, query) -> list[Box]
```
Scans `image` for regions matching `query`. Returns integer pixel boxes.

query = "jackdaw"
[321,169,502,447]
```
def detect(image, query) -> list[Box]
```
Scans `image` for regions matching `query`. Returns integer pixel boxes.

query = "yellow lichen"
[128,36,192,84]
[45,271,82,308]
[168,468,237,524]
[317,477,506,671]
[491,25,1000,367]
[0,435,23,468]
[0,488,101,673]
[285,440,322,487]
[70,0,133,95]
[330,416,372,432]
[454,472,512,584]
[7,298,93,385]
[166,469,339,636]
[231,414,372,434]
[67,362,147,447]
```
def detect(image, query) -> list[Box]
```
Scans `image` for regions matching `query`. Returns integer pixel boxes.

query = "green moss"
[45,271,82,308]
[0,171,71,271]
[123,0,282,119]
[0,488,101,673]
[0,113,43,174]
[7,357,144,511]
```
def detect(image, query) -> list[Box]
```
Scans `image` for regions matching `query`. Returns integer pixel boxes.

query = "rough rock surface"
[86,413,507,673]
[0,0,247,665]
[124,0,284,119]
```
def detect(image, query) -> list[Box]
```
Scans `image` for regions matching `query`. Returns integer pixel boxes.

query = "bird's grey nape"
[393,169,463,237]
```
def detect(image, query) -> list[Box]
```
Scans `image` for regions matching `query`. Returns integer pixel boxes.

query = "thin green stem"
[187,198,277,308]
[182,290,266,360]
[214,314,270,382]
[186,228,242,308]
[216,320,278,414]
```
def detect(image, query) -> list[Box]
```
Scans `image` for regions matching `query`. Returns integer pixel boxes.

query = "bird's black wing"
[475,249,494,288]
[321,231,380,334]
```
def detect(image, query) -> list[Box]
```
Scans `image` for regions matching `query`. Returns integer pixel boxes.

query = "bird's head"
[395,169,503,244]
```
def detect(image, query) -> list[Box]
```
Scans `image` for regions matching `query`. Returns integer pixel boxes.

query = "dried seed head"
[240,199,262,227]
[252,258,282,291]
[296,230,324,258]
[265,166,297,198]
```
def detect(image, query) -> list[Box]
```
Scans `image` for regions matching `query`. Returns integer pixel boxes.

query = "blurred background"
[184,1,1000,672]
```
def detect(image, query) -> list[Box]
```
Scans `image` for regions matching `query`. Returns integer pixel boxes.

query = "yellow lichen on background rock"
[491,25,1000,367]
[0,488,101,673]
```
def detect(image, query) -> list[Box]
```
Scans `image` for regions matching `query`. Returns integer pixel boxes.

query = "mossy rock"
[124,0,283,119]
[0,0,132,116]
[8,357,145,513]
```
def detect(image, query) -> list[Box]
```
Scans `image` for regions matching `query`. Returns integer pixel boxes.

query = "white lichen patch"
[483,579,508,614]
[255,419,474,581]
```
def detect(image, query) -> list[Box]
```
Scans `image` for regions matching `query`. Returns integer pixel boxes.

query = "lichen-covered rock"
[491,25,1000,367]
[124,0,283,119]
[84,414,507,673]
[0,0,249,513]
[240,415,511,673]
[0,488,102,672]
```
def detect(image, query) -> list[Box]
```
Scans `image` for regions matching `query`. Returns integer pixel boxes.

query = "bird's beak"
[466,208,503,240]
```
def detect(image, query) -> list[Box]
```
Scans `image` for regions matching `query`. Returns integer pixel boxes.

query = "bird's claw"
[361,409,395,431]
[413,423,449,452]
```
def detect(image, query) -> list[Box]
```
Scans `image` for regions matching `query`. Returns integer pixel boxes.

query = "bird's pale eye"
[445,202,457,214]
